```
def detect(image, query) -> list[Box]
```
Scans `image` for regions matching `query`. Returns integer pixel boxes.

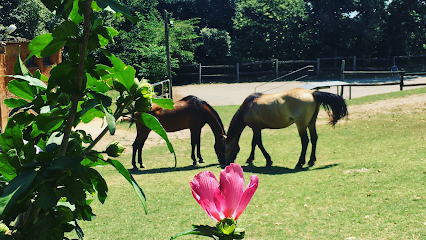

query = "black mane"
[227,92,262,138]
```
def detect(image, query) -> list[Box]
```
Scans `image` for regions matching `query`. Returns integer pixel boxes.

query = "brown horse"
[132,95,226,169]
[224,88,348,169]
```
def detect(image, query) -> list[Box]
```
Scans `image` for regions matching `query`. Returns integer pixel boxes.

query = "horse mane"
[227,92,263,138]
[182,95,225,132]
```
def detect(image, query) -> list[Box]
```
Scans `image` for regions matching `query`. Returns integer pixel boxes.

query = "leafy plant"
[0,0,174,239]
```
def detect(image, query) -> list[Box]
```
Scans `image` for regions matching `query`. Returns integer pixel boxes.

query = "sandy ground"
[75,77,426,155]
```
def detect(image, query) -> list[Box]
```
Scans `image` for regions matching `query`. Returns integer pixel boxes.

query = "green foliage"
[195,28,232,64]
[232,0,308,60]
[111,10,200,82]
[0,0,54,40]
[0,0,175,239]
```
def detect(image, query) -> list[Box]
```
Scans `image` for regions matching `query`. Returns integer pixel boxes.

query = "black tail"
[312,91,348,126]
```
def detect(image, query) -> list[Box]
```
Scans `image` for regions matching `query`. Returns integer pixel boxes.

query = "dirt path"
[75,80,426,154]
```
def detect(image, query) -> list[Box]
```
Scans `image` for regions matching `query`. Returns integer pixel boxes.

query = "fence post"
[275,59,279,78]
[340,60,345,96]
[400,70,404,91]
[317,58,320,80]
[198,63,202,84]
[236,63,240,83]
[353,56,356,71]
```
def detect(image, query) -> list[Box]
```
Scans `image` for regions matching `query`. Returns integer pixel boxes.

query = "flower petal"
[233,175,259,220]
[190,171,222,222]
[220,163,245,218]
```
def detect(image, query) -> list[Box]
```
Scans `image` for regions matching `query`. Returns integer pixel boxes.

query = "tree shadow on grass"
[241,163,339,175]
[129,163,221,175]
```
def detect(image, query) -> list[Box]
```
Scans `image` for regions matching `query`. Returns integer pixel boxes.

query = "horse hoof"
[199,159,205,164]
[131,166,138,171]
[295,164,303,170]
[266,161,273,167]
[140,164,146,168]
[308,162,315,167]
[193,162,199,166]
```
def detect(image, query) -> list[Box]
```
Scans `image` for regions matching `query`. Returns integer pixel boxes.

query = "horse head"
[224,138,240,166]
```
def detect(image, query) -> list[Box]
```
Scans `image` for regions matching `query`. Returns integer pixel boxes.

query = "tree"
[350,0,388,58]
[195,28,231,64]
[0,0,54,40]
[0,0,174,239]
[232,0,308,61]
[385,0,426,55]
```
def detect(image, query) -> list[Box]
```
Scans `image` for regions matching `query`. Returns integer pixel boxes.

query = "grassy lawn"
[68,88,426,239]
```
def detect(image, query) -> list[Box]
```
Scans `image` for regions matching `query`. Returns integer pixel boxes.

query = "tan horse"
[132,95,226,169]
[224,88,348,169]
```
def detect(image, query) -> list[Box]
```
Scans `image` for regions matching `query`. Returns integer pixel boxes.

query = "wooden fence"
[341,60,426,99]
[175,54,426,84]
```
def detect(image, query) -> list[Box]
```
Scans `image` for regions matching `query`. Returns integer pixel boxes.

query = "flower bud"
[105,140,125,157]
[216,218,236,235]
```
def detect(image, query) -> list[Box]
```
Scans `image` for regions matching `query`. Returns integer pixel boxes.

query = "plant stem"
[58,0,93,157]
[79,97,134,157]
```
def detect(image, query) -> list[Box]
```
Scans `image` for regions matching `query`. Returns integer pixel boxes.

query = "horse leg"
[295,126,309,169]
[252,129,273,167]
[307,105,320,167]
[132,131,149,169]
[131,141,138,170]
[190,129,202,165]
[308,123,318,167]
[196,129,204,163]
[246,129,258,164]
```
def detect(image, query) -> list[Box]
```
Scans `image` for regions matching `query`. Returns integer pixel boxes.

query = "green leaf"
[14,47,31,76]
[0,154,17,181]
[87,168,108,204]
[153,98,175,110]
[81,152,108,167]
[52,20,79,38]
[104,108,116,135]
[4,98,28,108]
[0,170,37,217]
[138,113,176,167]
[0,122,24,166]
[108,159,147,213]
[41,38,67,58]
[33,69,49,81]
[47,156,83,171]
[7,79,35,101]
[80,107,105,124]
[96,0,139,23]
[6,75,47,90]
[34,115,64,133]
[28,33,54,58]
[86,73,110,93]
[33,184,58,209]
[69,0,84,24]
[102,50,135,91]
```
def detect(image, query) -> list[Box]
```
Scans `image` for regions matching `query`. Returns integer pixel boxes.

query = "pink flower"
[190,163,259,222]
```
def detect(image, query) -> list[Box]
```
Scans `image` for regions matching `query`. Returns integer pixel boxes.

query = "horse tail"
[312,91,348,126]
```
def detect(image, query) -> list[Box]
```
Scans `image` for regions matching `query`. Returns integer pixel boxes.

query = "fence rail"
[341,60,426,99]
[175,54,426,84]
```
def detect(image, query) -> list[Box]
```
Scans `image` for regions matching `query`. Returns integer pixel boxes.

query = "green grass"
[346,87,426,106]
[68,88,426,239]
